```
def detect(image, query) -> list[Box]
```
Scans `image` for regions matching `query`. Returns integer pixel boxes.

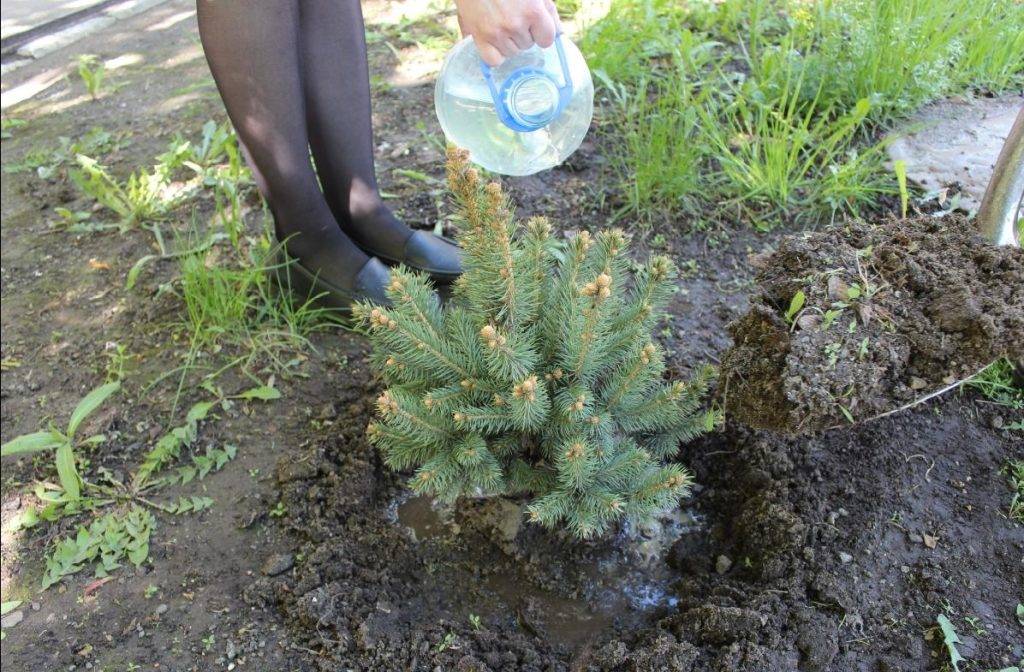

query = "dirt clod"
[722,214,1023,432]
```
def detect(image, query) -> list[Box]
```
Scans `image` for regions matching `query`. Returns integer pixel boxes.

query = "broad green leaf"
[237,385,281,401]
[785,290,805,323]
[185,401,215,424]
[55,444,81,501]
[67,382,120,438]
[1,431,65,457]
[1,601,21,615]
[10,506,40,530]
[936,614,964,672]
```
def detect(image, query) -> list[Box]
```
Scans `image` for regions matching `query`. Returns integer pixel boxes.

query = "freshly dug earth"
[248,352,1024,671]
[722,214,1024,433]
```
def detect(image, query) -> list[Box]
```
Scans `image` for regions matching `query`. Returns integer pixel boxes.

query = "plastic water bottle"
[435,33,594,176]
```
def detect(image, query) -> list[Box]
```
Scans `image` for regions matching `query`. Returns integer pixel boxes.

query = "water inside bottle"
[435,37,594,176]
[437,81,558,175]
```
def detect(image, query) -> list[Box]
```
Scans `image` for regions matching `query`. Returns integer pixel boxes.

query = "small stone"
[910,377,928,390]
[827,276,850,301]
[839,552,853,564]
[155,604,169,616]
[1,610,24,629]
[796,313,821,330]
[261,553,294,577]
[715,555,732,574]
[31,602,40,611]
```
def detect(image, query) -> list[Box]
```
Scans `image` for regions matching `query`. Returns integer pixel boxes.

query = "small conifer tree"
[355,148,715,538]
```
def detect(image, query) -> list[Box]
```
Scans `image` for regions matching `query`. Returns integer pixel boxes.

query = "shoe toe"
[405,231,463,278]
[354,257,393,306]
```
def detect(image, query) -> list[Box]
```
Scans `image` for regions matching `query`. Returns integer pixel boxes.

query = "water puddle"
[392,493,704,649]
[394,495,451,541]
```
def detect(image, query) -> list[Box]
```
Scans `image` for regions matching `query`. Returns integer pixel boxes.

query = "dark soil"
[252,354,1023,672]
[722,214,1024,433]
[2,3,1022,672]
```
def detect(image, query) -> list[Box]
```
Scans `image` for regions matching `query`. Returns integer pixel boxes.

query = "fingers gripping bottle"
[435,33,594,176]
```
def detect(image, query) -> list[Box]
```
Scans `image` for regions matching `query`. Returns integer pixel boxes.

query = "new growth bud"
[376,391,399,416]
[581,272,613,299]
[513,376,538,402]
[650,255,674,282]
[479,324,506,349]
[565,441,585,460]
[369,307,397,330]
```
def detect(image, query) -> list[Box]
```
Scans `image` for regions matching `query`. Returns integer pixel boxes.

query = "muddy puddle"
[393,494,698,649]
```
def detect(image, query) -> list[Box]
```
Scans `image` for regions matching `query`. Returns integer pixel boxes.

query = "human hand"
[454,0,560,66]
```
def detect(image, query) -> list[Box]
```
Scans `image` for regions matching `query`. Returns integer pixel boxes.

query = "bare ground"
[2,2,1021,671]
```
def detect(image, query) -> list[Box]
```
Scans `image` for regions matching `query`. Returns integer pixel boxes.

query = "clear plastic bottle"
[435,34,594,176]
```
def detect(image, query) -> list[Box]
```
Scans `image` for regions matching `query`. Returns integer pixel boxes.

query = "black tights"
[196,0,410,288]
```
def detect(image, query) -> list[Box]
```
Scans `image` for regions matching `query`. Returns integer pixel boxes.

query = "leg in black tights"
[196,0,370,290]
[297,0,412,254]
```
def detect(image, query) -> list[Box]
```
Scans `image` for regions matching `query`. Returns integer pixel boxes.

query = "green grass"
[1006,459,1024,523]
[580,0,1024,227]
[779,0,1024,120]
[964,358,1024,411]
[161,224,335,414]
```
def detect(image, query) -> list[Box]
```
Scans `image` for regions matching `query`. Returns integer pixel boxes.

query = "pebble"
[839,552,853,564]
[155,604,169,616]
[261,553,295,577]
[715,555,732,574]
[1,610,24,629]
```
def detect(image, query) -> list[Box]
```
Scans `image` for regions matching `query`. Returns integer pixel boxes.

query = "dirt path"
[2,2,1021,672]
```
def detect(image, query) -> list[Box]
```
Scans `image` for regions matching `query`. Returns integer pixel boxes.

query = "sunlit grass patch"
[580,0,1024,228]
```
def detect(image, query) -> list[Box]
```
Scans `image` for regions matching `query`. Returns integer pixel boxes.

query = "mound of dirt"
[722,214,1023,433]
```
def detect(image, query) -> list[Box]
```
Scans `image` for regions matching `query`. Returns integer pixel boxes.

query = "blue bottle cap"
[478,33,574,133]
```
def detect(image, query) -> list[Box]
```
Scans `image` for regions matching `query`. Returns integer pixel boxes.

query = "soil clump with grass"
[722,214,1023,433]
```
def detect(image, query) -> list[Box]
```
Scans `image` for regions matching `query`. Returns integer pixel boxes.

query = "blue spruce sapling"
[356,147,715,538]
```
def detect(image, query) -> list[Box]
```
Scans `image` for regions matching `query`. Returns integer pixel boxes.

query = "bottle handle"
[478,32,574,133]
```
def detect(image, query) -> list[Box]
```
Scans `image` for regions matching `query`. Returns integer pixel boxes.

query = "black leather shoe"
[275,253,391,312]
[358,230,462,282]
